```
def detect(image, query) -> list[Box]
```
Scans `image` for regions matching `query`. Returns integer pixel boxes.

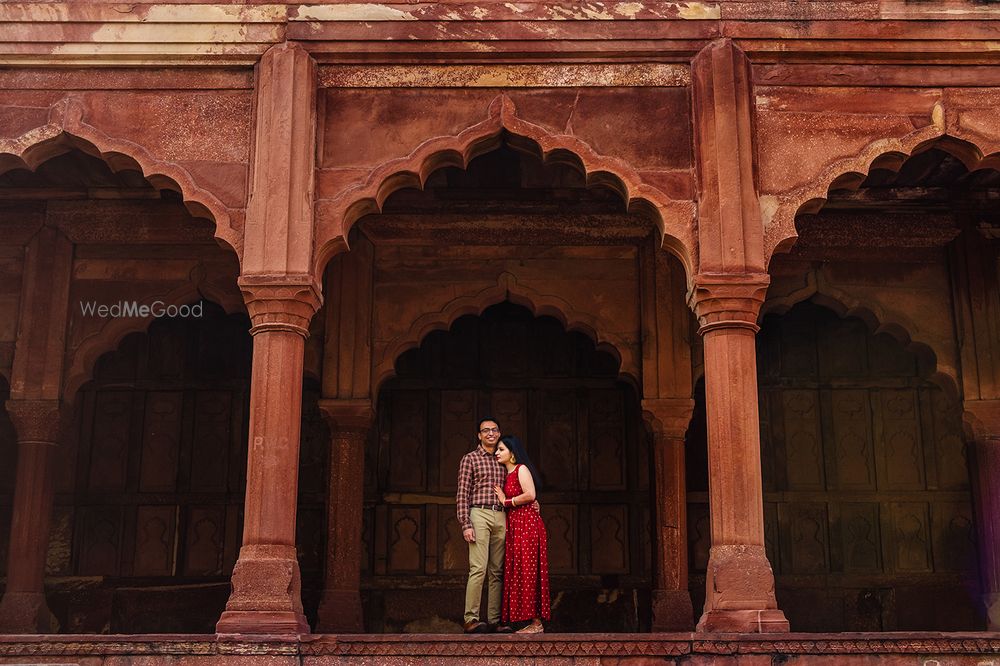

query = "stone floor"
[0,633,999,665]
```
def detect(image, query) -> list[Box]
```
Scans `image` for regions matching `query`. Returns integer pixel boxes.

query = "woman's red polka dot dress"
[501,464,551,623]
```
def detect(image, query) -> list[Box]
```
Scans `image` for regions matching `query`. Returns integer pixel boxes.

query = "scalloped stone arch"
[374,272,637,396]
[764,131,999,265]
[761,282,960,403]
[0,99,242,258]
[63,281,246,400]
[314,94,696,280]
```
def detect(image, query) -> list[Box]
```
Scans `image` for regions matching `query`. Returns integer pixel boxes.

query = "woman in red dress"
[493,435,551,634]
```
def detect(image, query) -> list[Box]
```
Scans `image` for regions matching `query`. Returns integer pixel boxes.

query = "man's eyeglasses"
[479,427,500,434]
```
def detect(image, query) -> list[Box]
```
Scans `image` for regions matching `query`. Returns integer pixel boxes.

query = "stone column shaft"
[0,401,63,633]
[316,400,372,633]
[644,398,695,631]
[216,280,320,635]
[691,275,788,633]
[217,39,321,636]
[965,399,1000,631]
[974,437,1000,629]
[0,226,73,634]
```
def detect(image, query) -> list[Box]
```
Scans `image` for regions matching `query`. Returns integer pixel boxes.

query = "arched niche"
[686,300,981,632]
[367,301,653,634]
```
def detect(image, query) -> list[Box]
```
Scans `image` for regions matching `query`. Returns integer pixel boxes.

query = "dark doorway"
[367,301,653,632]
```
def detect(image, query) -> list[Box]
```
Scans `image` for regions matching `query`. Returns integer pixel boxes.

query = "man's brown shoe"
[463,620,488,634]
[494,624,514,634]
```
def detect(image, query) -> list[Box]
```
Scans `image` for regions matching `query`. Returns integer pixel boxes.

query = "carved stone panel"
[538,390,576,491]
[87,391,133,491]
[543,504,577,575]
[388,391,427,491]
[133,505,176,576]
[888,501,932,573]
[77,506,123,576]
[781,389,825,490]
[829,390,876,491]
[189,391,232,492]
[491,389,527,444]
[927,389,968,491]
[589,389,625,490]
[779,501,829,574]
[590,505,628,574]
[440,511,467,574]
[931,501,977,573]
[387,506,423,574]
[440,390,477,492]
[139,391,183,493]
[836,502,882,573]
[877,390,926,491]
[182,506,225,576]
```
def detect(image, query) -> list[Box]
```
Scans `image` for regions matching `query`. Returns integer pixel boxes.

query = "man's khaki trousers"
[464,507,506,624]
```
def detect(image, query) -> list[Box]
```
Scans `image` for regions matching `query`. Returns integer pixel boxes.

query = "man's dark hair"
[477,416,500,433]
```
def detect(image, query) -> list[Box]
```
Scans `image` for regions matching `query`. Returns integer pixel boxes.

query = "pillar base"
[986,592,1000,631]
[651,589,694,631]
[216,544,310,635]
[316,589,364,633]
[0,592,57,634]
[697,544,788,633]
[697,608,790,633]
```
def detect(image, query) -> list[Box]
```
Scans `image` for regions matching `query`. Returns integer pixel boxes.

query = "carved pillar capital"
[238,275,322,337]
[5,399,66,446]
[642,398,694,441]
[688,273,770,334]
[318,398,375,439]
[964,399,1000,442]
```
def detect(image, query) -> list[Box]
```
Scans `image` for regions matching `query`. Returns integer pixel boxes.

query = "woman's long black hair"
[499,435,542,492]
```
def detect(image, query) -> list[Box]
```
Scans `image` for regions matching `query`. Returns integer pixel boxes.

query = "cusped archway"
[314,96,695,281]
[768,135,999,261]
[369,301,654,633]
[686,299,981,632]
[0,128,241,257]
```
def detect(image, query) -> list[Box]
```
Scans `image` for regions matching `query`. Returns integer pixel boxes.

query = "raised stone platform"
[0,633,998,664]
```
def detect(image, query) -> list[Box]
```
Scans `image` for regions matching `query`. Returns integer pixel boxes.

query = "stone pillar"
[216,279,321,635]
[964,401,1000,630]
[644,398,695,631]
[217,39,321,636]
[975,438,1000,630]
[690,275,789,633]
[0,225,72,634]
[315,399,373,633]
[0,400,64,633]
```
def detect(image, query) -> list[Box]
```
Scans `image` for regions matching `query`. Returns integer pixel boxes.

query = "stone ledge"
[0,633,998,660]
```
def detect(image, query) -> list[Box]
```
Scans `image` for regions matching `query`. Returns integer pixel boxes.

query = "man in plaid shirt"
[457,417,508,633]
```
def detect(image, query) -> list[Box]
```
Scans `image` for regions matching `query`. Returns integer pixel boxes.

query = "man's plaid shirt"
[456,445,507,531]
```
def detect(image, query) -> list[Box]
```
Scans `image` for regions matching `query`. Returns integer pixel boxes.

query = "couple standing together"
[456,417,552,634]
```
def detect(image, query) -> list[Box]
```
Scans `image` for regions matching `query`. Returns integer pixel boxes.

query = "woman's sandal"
[515,622,544,634]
